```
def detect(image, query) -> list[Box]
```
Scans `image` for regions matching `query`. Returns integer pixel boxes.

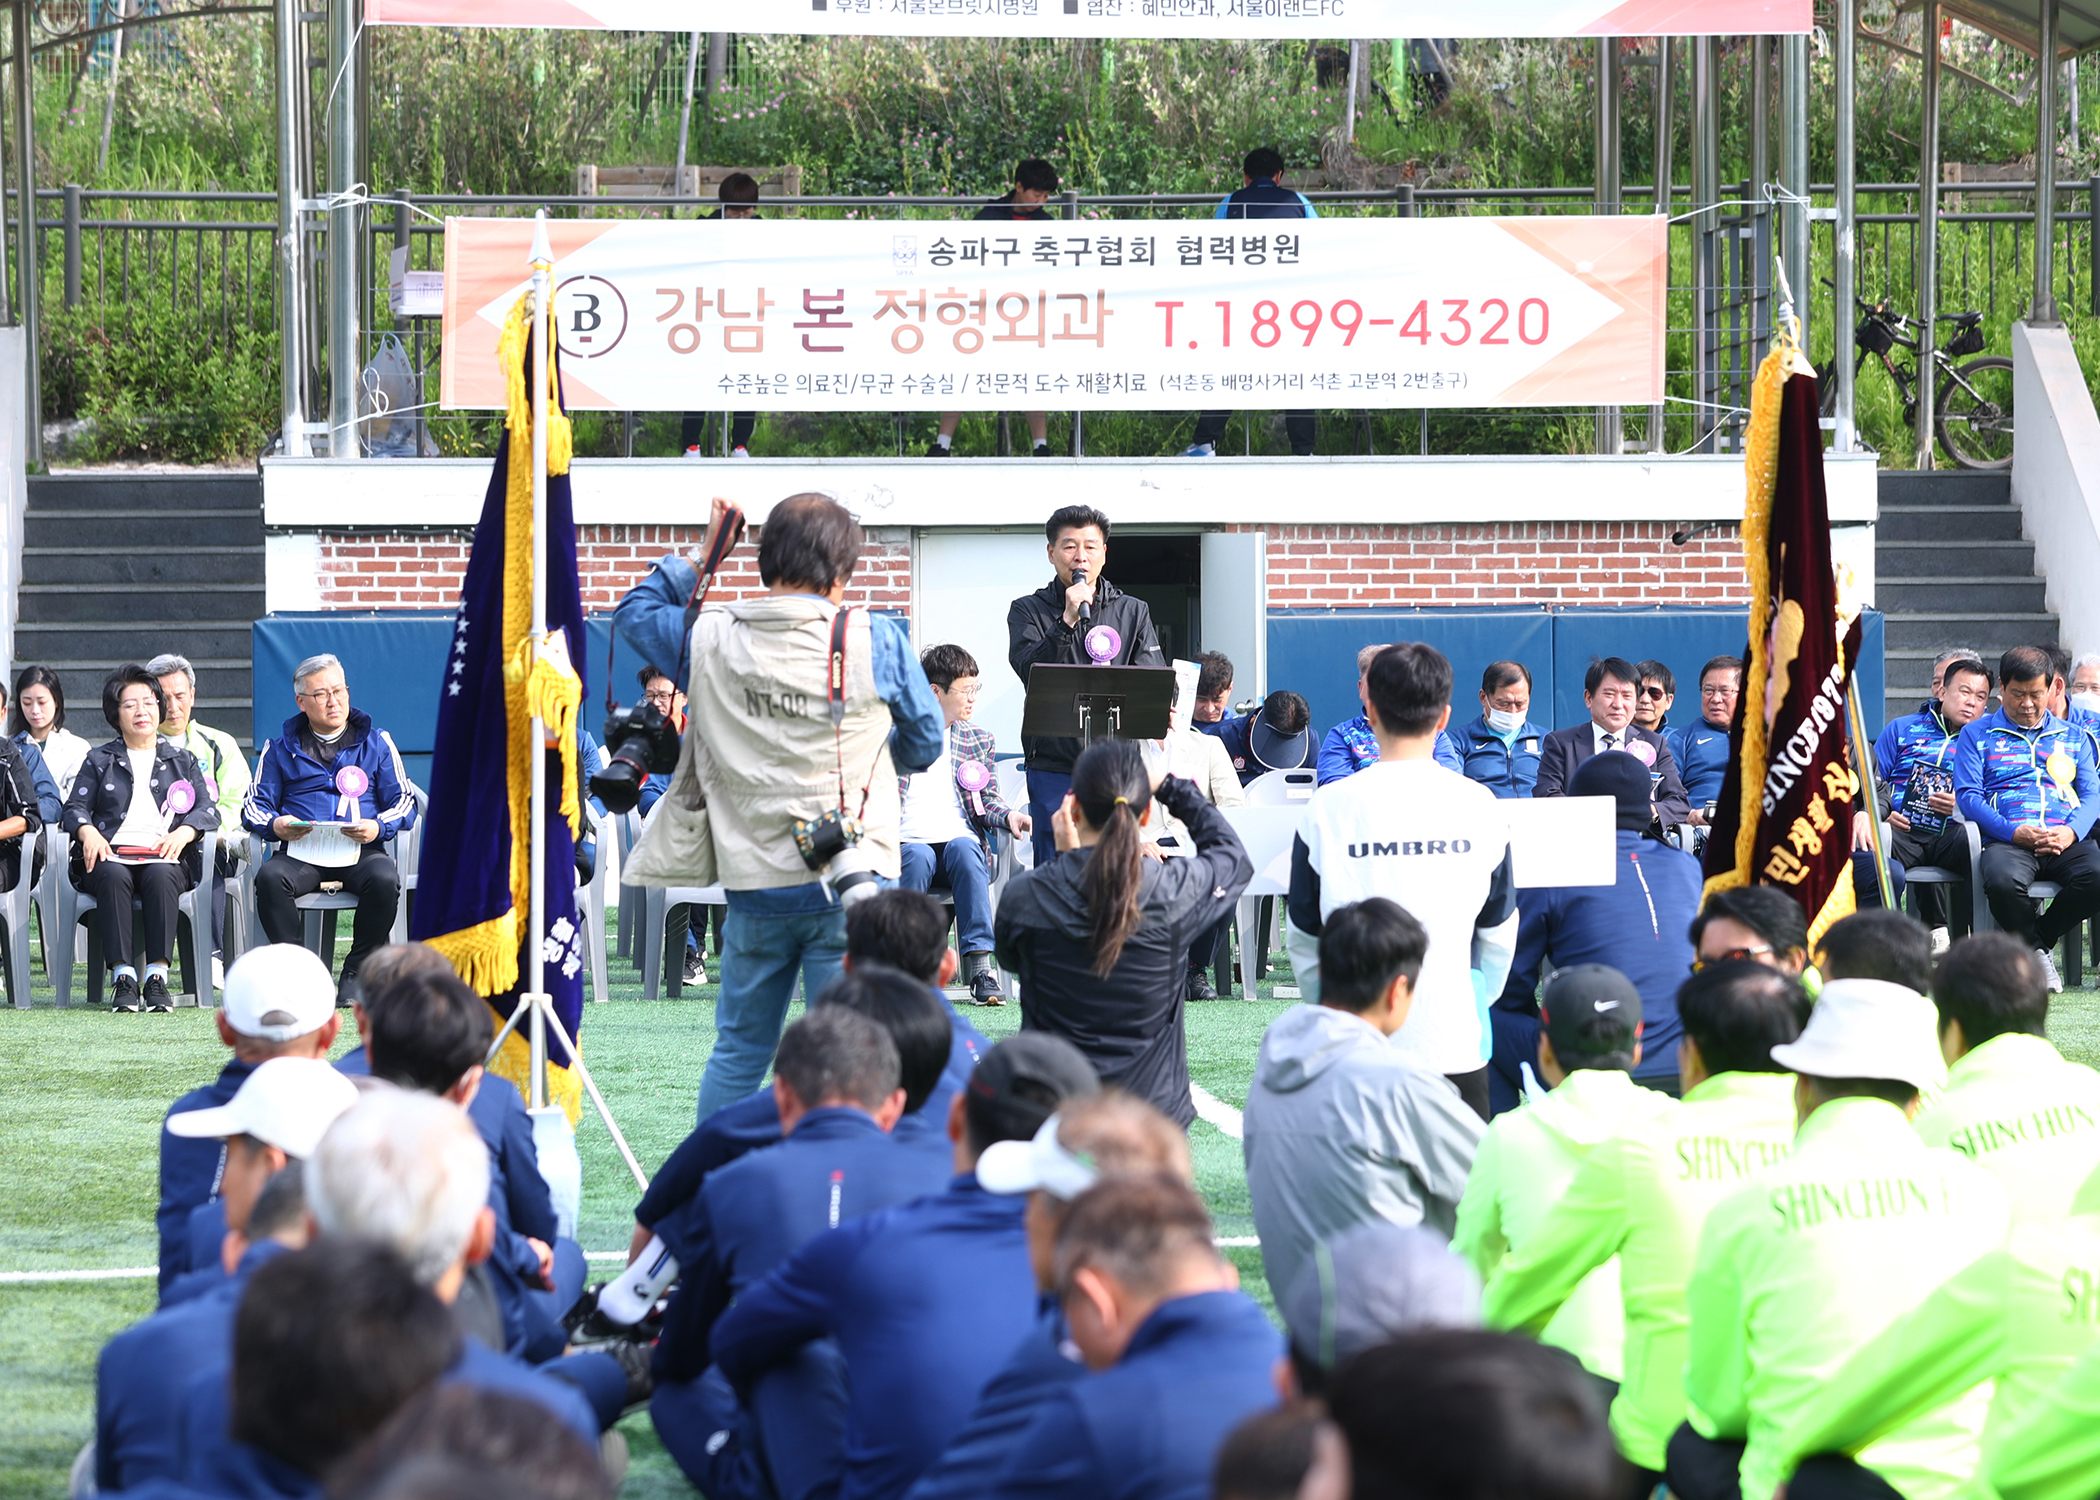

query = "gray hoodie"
[1243,1004,1487,1308]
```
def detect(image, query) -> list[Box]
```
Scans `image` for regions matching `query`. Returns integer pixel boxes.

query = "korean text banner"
[440,216,1666,413]
[369,0,1807,38]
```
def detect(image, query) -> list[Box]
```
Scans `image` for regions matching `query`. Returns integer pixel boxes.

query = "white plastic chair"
[1217,805,1302,996]
[1242,768,1317,807]
[57,831,219,1007]
[32,824,66,983]
[613,809,645,964]
[641,883,727,1000]
[576,832,613,1003]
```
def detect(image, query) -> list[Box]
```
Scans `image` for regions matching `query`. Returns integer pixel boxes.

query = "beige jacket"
[633,595,902,890]
[1153,727,1242,853]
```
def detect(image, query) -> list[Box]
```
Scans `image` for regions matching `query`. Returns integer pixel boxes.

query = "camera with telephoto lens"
[591,702,684,815]
[794,809,882,909]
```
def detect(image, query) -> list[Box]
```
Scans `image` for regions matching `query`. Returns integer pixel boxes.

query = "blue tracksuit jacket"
[156,1059,256,1295]
[1953,708,2100,844]
[1453,713,1548,798]
[710,1174,1040,1500]
[241,708,417,845]
[99,1240,290,1491]
[1498,829,1700,1081]
[1665,716,1734,809]
[1873,701,1964,824]
[653,1106,951,1380]
[904,1299,1085,1500]
[1314,713,1463,786]
[642,995,989,1237]
[984,1291,1284,1500]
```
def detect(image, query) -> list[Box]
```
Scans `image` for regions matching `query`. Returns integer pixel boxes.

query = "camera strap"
[826,606,886,821]
[604,501,746,715]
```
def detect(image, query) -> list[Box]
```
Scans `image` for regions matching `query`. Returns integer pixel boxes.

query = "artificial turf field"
[9,936,2100,1500]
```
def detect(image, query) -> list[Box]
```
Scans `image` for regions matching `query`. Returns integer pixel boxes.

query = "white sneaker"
[1929,926,1951,957]
[2038,947,2065,994]
[682,444,705,460]
[731,445,750,458]
[1181,442,1216,457]
[212,954,225,990]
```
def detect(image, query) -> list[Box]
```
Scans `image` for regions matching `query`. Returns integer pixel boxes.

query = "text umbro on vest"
[1347,839,1476,858]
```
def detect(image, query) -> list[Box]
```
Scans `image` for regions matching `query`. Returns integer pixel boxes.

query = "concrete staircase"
[15,473,263,749]
[1876,470,2057,727]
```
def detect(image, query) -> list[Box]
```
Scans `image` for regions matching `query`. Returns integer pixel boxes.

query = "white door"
[914,530,1055,757]
[1200,531,1267,701]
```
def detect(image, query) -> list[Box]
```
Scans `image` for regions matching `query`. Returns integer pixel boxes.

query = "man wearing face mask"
[1860,655,1994,953]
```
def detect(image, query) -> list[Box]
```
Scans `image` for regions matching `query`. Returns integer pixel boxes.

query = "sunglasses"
[1638,686,1670,700]
[1692,944,1773,972]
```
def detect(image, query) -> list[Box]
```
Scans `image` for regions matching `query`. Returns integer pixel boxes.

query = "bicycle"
[1815,286,2015,470]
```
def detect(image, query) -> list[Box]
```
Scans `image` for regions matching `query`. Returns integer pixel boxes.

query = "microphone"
[1072,565,1091,623]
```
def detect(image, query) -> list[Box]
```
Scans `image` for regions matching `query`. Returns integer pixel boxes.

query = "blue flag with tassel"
[411,296,589,1124]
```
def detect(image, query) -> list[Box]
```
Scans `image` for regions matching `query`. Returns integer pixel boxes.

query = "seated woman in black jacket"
[62,665,220,1012]
[993,738,1252,1127]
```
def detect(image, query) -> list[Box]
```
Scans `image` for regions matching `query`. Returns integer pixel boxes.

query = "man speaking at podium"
[1008,505,1165,868]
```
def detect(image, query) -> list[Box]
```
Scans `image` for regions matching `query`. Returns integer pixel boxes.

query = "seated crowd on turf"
[80,632,2100,1500]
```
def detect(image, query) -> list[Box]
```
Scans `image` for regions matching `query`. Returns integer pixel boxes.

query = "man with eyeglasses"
[1953,645,2100,995]
[243,653,417,1005]
[1007,504,1165,869]
[1666,657,1743,828]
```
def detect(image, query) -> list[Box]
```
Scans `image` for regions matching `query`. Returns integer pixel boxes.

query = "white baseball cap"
[1770,978,1948,1092]
[978,1111,1101,1200]
[221,944,337,1042]
[166,1056,360,1158]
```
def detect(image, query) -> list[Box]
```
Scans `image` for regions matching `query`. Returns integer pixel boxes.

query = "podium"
[1021,663,1177,745]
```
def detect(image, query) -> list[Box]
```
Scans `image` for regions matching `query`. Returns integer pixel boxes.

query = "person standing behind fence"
[682,172,762,461]
[928,160,1059,459]
[1182,147,1318,460]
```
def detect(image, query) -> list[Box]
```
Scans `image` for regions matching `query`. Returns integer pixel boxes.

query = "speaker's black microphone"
[1072,565,1091,623]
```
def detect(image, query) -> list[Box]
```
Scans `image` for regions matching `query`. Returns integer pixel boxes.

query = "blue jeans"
[694,896,848,1120]
[1025,768,1072,870]
[899,837,995,954]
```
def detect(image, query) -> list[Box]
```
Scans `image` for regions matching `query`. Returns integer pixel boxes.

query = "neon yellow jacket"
[1684,1095,2010,1500]
[1454,1068,1676,1382]
[1773,1205,2100,1481]
[1481,1070,1796,1469]
[168,719,251,838]
[1972,1317,2100,1500]
[1914,1032,2100,1227]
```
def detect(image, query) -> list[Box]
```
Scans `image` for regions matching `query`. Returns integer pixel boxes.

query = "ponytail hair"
[1070,739,1152,978]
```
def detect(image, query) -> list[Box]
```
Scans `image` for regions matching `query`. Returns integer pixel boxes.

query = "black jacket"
[1007,574,1166,776]
[64,738,220,881]
[1532,722,1693,829]
[0,736,40,874]
[974,193,1053,222]
[994,777,1252,1125]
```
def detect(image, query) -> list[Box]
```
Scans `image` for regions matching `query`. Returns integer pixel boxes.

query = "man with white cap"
[154,944,339,1297]
[909,1090,1193,1500]
[97,1056,358,1491]
[1668,978,2011,1500]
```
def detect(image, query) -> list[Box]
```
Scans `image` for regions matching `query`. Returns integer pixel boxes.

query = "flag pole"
[527,211,553,1112]
[1847,682,1897,910]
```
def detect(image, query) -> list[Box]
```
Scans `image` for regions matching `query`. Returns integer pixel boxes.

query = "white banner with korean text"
[440,216,1666,412]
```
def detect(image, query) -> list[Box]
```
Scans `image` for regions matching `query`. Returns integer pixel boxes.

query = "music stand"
[1021,664,1177,746]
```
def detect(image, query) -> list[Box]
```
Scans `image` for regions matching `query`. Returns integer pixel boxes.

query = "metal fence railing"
[18,179,2100,460]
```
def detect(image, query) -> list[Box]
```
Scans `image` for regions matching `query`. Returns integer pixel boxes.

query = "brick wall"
[311,521,1744,612]
[316,526,913,611]
[1253,522,1749,608]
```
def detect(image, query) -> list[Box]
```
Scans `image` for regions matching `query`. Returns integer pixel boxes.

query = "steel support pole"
[2033,0,2062,323]
[527,211,551,1109]
[325,0,360,458]
[1344,41,1360,149]
[1835,0,1859,449]
[275,0,308,457]
[1650,37,1674,451]
[1781,34,1810,349]
[13,0,39,467]
[1916,0,1942,469]
[1752,36,1771,352]
[1596,37,1622,455]
[1694,36,1719,453]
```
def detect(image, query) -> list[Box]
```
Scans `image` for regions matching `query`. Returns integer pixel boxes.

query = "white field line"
[1190,1083,1244,1140]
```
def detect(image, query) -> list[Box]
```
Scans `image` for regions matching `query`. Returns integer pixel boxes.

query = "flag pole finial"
[529,208,552,269]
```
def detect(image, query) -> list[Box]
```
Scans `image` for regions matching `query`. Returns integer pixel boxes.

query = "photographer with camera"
[613,494,946,1120]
